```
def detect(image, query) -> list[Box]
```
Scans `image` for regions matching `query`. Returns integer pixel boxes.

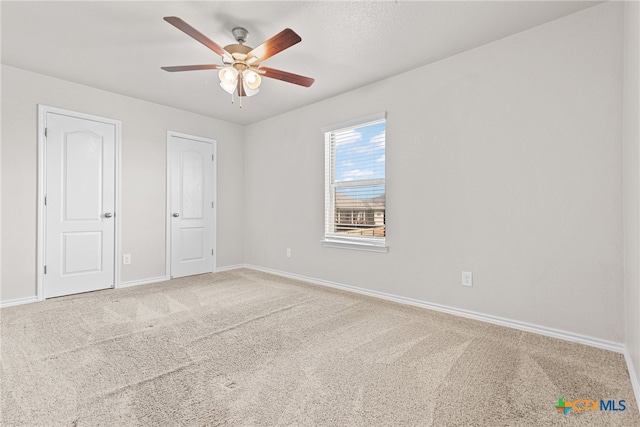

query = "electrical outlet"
[462,271,473,287]
[286,248,291,258]
[123,254,131,265]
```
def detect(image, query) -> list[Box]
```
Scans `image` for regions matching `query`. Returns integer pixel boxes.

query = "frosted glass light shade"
[242,84,259,97]
[219,81,236,94]
[242,69,262,90]
[217,66,261,97]
[218,67,238,85]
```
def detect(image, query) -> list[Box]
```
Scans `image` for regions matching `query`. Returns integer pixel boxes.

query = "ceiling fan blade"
[246,29,301,64]
[260,67,315,87]
[161,64,222,72]
[164,16,230,60]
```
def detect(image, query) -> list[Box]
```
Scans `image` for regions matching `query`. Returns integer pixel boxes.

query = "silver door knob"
[104,213,113,218]
[172,212,180,217]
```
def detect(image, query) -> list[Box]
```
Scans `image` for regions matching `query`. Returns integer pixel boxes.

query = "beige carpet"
[1,268,638,426]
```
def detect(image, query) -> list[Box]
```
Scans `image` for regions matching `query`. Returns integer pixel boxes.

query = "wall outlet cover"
[462,271,473,287]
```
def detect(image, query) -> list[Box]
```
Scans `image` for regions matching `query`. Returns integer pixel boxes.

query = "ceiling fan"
[161,17,314,106]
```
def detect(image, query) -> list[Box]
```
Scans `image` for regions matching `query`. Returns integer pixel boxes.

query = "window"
[322,113,387,252]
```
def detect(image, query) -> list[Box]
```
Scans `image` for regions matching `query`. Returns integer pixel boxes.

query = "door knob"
[104,212,113,218]
[172,212,180,218]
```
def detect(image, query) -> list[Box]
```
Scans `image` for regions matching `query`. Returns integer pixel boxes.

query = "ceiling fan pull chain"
[237,75,243,108]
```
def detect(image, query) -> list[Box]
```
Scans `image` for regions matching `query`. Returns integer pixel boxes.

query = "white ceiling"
[2,1,601,126]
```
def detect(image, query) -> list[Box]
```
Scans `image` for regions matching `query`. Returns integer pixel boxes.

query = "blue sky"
[333,120,385,199]
[335,121,385,183]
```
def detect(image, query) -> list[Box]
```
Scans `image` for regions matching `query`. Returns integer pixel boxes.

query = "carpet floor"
[1,268,638,426]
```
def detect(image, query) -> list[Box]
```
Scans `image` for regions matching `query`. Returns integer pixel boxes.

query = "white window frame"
[321,112,388,253]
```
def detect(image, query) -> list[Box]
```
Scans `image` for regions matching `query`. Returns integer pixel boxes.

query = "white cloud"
[349,143,384,154]
[345,131,385,155]
[376,155,385,163]
[340,169,374,181]
[334,129,362,147]
[370,132,385,147]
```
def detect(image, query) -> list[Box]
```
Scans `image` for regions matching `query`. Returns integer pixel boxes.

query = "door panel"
[62,231,103,275]
[181,150,204,219]
[169,135,215,278]
[180,227,205,261]
[64,131,103,220]
[45,113,116,298]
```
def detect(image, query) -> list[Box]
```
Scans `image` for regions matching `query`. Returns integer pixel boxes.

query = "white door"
[168,133,215,278]
[44,112,116,298]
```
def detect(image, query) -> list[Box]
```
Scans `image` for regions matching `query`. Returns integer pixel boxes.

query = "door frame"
[165,131,217,278]
[37,105,122,301]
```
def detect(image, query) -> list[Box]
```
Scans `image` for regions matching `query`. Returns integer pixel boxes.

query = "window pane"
[334,121,385,183]
[325,118,386,242]
[334,185,385,237]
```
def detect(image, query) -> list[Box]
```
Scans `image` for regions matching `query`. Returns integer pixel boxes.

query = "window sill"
[321,239,388,253]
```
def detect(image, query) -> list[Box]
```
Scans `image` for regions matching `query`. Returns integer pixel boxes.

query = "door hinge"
[44,196,47,206]
[212,154,214,161]
[44,127,48,138]
[211,249,214,256]
[211,201,214,208]
[44,265,47,274]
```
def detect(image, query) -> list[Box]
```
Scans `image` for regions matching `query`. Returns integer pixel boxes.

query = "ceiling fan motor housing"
[232,27,249,44]
[223,44,254,69]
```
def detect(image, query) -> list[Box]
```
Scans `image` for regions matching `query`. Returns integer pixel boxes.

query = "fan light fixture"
[218,67,262,97]
[243,69,262,90]
[161,18,315,109]
[218,67,238,92]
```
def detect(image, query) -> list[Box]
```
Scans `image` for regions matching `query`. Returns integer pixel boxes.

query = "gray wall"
[1,65,244,301]
[244,3,625,342]
[624,1,640,391]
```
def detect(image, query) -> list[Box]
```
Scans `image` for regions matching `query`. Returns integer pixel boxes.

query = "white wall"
[1,65,244,302]
[623,1,640,390]
[0,62,3,305]
[244,2,625,342]
[1,2,633,351]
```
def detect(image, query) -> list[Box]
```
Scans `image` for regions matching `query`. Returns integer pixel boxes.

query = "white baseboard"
[118,266,245,288]
[215,264,245,273]
[117,276,169,289]
[2,269,241,307]
[1,265,625,356]
[0,296,39,308]
[624,347,640,409]
[244,264,624,354]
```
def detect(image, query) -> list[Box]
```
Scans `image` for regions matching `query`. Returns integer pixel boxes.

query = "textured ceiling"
[1,1,601,125]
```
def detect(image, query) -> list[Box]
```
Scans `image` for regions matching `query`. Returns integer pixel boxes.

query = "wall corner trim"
[215,264,246,273]
[624,347,640,414]
[117,276,169,289]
